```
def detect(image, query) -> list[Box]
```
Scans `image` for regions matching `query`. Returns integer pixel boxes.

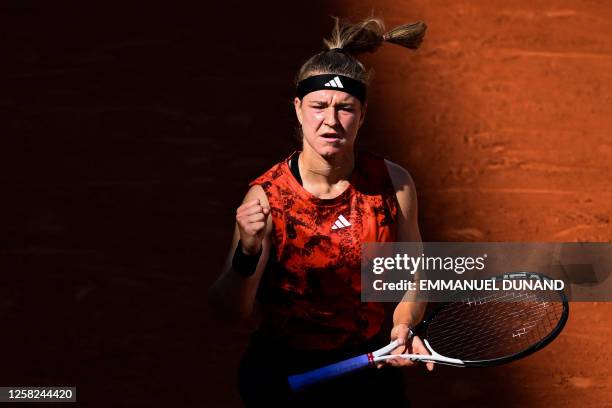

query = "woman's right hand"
[236,198,270,255]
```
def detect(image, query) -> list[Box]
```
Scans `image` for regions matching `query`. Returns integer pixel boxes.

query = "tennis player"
[209,17,433,406]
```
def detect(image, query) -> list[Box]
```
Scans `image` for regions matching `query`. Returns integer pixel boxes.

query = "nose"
[323,107,339,128]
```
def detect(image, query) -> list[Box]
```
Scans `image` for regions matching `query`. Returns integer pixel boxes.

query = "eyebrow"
[309,100,355,106]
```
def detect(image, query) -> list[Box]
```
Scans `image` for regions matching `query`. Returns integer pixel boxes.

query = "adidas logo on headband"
[296,74,366,104]
[324,76,344,89]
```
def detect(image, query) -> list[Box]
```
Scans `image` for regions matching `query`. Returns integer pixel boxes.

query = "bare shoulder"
[384,159,416,195]
[242,184,270,207]
[384,161,421,242]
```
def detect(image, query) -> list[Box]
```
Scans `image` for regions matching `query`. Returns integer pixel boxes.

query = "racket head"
[416,272,569,367]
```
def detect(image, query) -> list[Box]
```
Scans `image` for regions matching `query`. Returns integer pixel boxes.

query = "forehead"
[302,89,359,104]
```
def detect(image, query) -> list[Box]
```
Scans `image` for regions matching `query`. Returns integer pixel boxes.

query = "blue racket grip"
[288,353,371,392]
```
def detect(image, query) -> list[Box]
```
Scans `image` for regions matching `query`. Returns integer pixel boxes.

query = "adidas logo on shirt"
[324,76,344,89]
[331,214,351,230]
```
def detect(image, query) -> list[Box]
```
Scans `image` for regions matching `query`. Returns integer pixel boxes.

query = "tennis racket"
[288,272,569,392]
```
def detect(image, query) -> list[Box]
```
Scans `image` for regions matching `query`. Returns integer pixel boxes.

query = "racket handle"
[288,354,371,392]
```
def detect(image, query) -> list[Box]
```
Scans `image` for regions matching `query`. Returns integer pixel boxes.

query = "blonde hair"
[296,17,427,86]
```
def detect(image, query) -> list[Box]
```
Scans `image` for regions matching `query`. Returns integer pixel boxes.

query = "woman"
[209,17,433,406]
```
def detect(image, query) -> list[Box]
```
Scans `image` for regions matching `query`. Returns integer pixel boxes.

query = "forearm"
[208,242,269,320]
[208,272,257,319]
[393,300,426,328]
[392,268,426,328]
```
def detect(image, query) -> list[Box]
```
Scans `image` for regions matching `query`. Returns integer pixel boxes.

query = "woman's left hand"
[377,323,434,371]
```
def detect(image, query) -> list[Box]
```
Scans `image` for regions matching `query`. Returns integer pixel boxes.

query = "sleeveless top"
[250,151,399,350]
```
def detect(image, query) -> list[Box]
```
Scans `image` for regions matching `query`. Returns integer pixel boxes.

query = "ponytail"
[296,16,427,86]
[323,17,385,54]
[382,21,427,50]
[323,17,427,54]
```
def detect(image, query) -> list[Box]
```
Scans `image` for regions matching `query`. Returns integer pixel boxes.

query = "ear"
[294,97,303,125]
[358,102,367,128]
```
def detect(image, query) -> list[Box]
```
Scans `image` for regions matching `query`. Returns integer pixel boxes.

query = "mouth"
[320,133,343,141]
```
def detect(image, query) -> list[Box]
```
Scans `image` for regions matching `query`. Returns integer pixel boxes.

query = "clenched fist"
[236,198,270,255]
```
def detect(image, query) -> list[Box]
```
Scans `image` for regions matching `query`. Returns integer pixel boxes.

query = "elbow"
[207,285,252,322]
[233,306,253,321]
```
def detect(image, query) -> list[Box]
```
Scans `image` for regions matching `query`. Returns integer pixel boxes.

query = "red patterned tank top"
[250,151,399,350]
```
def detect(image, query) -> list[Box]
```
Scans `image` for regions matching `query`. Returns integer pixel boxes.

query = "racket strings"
[425,286,565,361]
[428,305,538,358]
[431,294,562,359]
[430,310,541,359]
[449,305,552,358]
[425,291,542,345]
[438,300,548,348]
[437,293,561,358]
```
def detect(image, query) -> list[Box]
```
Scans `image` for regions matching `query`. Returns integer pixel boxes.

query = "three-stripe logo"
[331,214,351,230]
[324,76,344,89]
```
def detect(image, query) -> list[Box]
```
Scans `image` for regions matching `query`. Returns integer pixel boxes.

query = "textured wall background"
[1,1,611,406]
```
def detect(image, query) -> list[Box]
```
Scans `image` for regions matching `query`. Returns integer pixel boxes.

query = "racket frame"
[405,272,570,367]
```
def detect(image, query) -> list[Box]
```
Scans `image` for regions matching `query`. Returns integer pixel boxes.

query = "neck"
[299,145,354,186]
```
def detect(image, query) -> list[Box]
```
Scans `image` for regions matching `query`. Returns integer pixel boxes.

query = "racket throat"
[422,339,466,366]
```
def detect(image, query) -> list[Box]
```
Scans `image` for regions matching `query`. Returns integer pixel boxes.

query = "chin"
[319,150,337,160]
[318,143,344,158]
